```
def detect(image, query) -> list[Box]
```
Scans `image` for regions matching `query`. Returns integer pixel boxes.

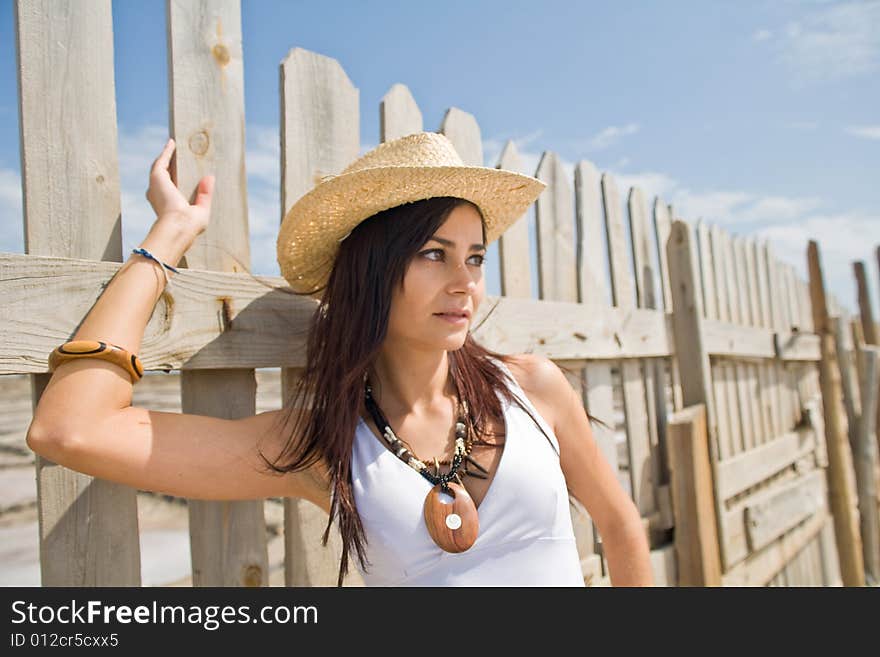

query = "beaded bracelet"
[131,247,179,286]
[48,340,144,384]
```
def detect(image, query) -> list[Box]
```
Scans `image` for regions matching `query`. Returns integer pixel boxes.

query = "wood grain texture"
[603,173,655,515]
[722,509,827,586]
[807,240,865,586]
[16,0,140,586]
[717,426,818,501]
[439,107,482,166]
[667,404,722,586]
[854,260,880,472]
[742,469,826,554]
[496,141,532,298]
[750,238,775,446]
[699,221,731,462]
[723,231,752,455]
[709,225,740,460]
[536,152,578,301]
[572,159,619,564]
[655,199,683,412]
[531,148,604,570]
[279,46,360,586]
[733,235,761,450]
[762,241,785,439]
[573,160,620,563]
[379,83,423,143]
[629,187,667,505]
[666,220,726,570]
[168,0,267,587]
[852,345,879,582]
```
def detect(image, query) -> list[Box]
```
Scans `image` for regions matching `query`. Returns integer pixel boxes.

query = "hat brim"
[276,164,546,294]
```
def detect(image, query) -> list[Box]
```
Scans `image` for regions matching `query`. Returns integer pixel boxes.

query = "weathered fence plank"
[807,240,865,586]
[496,141,532,298]
[698,221,730,462]
[653,198,683,412]
[667,404,722,586]
[629,187,668,527]
[166,0,267,587]
[16,0,141,586]
[440,107,483,167]
[279,47,360,586]
[739,468,826,554]
[379,83,423,143]
[722,509,827,586]
[666,219,727,568]
[534,150,607,578]
[0,253,678,371]
[603,173,656,515]
[854,261,880,462]
[853,345,879,582]
[763,241,785,438]
[750,238,775,445]
[709,225,740,460]
[724,231,753,455]
[573,160,619,562]
[716,426,817,501]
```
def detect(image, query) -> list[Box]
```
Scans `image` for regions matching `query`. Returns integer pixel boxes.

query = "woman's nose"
[448,261,477,292]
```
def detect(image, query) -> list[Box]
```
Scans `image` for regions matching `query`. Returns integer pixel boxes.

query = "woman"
[27,132,652,587]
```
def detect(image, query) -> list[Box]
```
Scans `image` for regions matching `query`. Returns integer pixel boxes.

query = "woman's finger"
[151,138,175,176]
[194,174,215,211]
[169,146,177,187]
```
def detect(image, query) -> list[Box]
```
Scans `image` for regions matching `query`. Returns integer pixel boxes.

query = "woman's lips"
[434,313,468,325]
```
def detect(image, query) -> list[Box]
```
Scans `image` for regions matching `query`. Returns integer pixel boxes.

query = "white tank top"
[351,357,585,586]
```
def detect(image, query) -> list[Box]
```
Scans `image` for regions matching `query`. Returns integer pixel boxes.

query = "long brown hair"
[238,196,606,586]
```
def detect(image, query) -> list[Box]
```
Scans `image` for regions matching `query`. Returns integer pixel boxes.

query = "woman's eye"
[421,249,485,266]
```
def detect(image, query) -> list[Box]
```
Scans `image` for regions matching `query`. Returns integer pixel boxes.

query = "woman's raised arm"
[25,138,330,510]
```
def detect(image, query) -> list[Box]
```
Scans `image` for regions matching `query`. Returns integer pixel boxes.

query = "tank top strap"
[489,356,561,458]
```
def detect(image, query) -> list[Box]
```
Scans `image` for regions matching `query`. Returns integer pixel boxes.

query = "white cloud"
[844,124,880,139]
[753,29,773,42]
[583,123,641,151]
[734,195,824,222]
[771,1,880,85]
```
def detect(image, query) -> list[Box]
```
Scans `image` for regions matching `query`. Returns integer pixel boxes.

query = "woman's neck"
[367,347,456,417]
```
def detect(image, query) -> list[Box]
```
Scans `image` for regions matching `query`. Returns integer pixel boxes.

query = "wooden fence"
[2,0,878,587]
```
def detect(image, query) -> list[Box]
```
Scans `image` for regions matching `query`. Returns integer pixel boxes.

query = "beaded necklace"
[363,372,484,552]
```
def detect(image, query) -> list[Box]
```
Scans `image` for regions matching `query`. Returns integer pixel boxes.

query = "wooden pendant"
[423,481,479,553]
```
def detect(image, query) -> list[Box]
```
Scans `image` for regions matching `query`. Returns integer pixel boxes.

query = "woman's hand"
[145,138,215,240]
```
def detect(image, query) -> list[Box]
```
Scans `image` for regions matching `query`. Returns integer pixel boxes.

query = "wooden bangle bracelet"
[48,340,144,384]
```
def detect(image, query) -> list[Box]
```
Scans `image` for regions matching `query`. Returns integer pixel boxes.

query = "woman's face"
[387,203,487,351]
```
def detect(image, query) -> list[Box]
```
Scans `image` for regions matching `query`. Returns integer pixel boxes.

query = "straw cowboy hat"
[276,131,546,295]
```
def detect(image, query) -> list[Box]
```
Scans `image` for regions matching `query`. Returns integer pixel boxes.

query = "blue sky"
[0,0,877,316]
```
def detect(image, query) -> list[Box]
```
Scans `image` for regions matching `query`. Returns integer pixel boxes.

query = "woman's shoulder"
[497,353,566,431]
[499,352,561,391]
